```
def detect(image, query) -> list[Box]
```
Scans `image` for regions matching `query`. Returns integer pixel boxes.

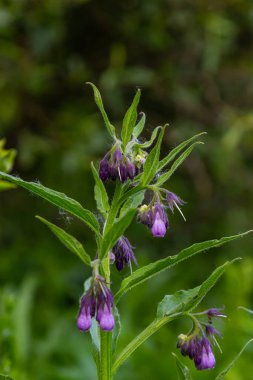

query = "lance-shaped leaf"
[36,216,91,265]
[172,353,192,380]
[132,112,146,139]
[113,260,237,374]
[135,126,162,149]
[158,132,207,172]
[91,162,109,217]
[87,82,116,139]
[141,125,166,186]
[115,231,252,304]
[156,141,203,186]
[121,89,141,148]
[215,339,253,380]
[119,190,145,218]
[100,209,136,259]
[157,259,239,317]
[0,172,100,234]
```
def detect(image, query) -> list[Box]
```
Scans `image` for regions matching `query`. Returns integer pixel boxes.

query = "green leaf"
[157,259,239,318]
[36,216,91,266]
[132,112,146,139]
[158,132,207,171]
[215,339,253,380]
[87,82,116,138]
[0,180,16,191]
[100,209,136,258]
[113,258,240,374]
[157,287,200,317]
[0,172,100,235]
[119,190,145,218]
[115,231,252,304]
[172,353,192,380]
[156,141,203,186]
[141,125,166,186]
[91,162,110,217]
[112,306,121,354]
[0,138,16,173]
[135,126,162,149]
[0,375,14,380]
[121,89,141,148]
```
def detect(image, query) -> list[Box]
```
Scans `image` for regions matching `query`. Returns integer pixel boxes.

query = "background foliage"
[0,1,253,379]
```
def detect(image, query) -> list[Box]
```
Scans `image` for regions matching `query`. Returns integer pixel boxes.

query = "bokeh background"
[0,1,253,379]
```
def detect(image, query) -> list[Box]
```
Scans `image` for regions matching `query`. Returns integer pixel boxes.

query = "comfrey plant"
[0,84,252,380]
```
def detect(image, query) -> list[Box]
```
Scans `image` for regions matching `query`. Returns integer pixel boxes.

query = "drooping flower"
[99,155,110,182]
[166,191,184,213]
[137,204,153,228]
[151,202,169,238]
[112,236,137,272]
[138,201,169,238]
[77,275,115,332]
[99,146,137,183]
[177,334,216,371]
[194,338,216,370]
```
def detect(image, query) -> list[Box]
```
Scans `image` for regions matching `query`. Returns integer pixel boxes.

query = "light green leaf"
[141,126,166,186]
[158,132,207,171]
[119,190,145,218]
[91,162,109,217]
[0,138,16,173]
[135,126,162,149]
[0,171,100,235]
[121,89,141,148]
[36,216,91,266]
[157,287,200,317]
[0,180,16,191]
[115,231,252,304]
[87,82,116,138]
[172,353,192,380]
[132,112,146,139]
[100,209,136,258]
[157,259,239,318]
[215,339,253,380]
[156,141,203,186]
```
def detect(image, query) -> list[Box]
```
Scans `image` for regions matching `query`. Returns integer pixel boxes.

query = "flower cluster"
[77,274,114,332]
[138,191,184,238]
[99,147,137,183]
[111,236,137,272]
[177,308,226,370]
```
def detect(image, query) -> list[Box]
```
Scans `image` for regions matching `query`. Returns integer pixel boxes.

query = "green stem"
[112,315,178,375]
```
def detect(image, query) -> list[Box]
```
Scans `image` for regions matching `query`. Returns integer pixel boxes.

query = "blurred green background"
[0,0,253,379]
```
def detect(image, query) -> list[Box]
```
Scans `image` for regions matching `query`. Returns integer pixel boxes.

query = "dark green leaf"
[141,126,166,186]
[156,141,203,186]
[87,82,116,138]
[158,132,207,171]
[36,216,91,266]
[0,172,100,234]
[215,339,253,380]
[91,162,110,217]
[157,259,239,318]
[100,209,136,258]
[115,231,251,303]
[172,353,192,380]
[132,112,146,139]
[121,89,141,148]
